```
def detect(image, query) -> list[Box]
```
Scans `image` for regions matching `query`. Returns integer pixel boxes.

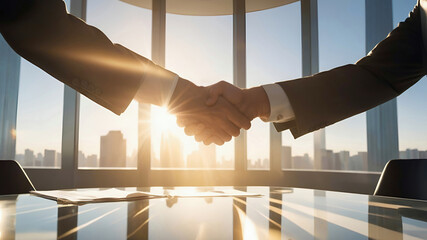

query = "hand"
[168,78,251,145]
[206,81,270,120]
[182,81,271,144]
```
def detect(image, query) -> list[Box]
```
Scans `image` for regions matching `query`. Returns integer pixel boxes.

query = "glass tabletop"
[0,186,426,240]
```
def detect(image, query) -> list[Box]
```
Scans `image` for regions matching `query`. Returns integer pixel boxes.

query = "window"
[246,2,302,170]
[309,0,367,171]
[14,0,73,168]
[77,0,152,169]
[150,6,234,169]
[394,0,427,160]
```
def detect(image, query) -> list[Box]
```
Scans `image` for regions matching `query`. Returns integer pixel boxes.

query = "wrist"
[168,78,205,113]
[242,86,270,119]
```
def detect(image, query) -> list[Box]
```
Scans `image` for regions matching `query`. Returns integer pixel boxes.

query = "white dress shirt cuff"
[136,64,179,107]
[261,83,295,123]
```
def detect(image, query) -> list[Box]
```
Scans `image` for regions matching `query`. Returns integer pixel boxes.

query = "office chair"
[374,159,427,201]
[0,160,35,195]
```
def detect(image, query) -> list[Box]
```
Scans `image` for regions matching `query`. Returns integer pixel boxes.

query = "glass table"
[0,186,426,239]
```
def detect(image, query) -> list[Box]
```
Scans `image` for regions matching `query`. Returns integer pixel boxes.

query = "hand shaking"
[170,79,270,145]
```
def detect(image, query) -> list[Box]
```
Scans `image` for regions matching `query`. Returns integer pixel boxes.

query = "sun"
[150,106,178,132]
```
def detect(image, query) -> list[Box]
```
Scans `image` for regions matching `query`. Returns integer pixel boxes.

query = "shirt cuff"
[261,84,295,123]
[136,63,179,107]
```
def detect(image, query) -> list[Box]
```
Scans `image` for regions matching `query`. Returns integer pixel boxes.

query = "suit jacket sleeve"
[274,4,427,138]
[0,0,158,115]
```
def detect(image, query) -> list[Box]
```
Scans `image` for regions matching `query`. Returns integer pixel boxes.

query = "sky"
[14,0,425,165]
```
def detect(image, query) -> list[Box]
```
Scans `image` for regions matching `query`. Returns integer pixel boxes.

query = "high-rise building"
[334,151,350,170]
[35,153,43,166]
[78,151,86,167]
[100,131,127,167]
[281,146,292,169]
[314,128,326,169]
[406,149,419,159]
[44,149,56,167]
[324,150,334,170]
[400,149,420,159]
[86,154,98,168]
[24,149,35,166]
[366,0,399,172]
[349,151,368,171]
[160,130,183,168]
[292,154,312,169]
[0,36,20,160]
[419,151,427,159]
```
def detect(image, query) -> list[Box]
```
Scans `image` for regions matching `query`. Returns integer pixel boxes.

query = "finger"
[176,117,197,128]
[176,118,187,127]
[217,117,241,137]
[206,85,222,106]
[184,123,205,136]
[205,136,224,146]
[221,83,244,105]
[217,97,251,130]
[212,128,232,142]
[203,138,213,145]
[195,130,212,142]
[226,108,251,130]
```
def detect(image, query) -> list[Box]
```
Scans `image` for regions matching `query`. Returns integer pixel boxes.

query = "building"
[86,154,99,168]
[187,143,216,168]
[281,146,292,169]
[44,149,56,167]
[366,0,399,172]
[100,131,127,167]
[334,151,350,170]
[419,151,427,159]
[24,149,35,167]
[292,154,312,169]
[314,128,326,170]
[160,130,184,168]
[400,149,420,159]
[324,150,334,170]
[78,150,86,167]
[35,153,43,166]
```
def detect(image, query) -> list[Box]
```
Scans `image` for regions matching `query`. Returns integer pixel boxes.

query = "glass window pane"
[246,2,302,170]
[15,60,64,168]
[151,7,234,169]
[312,0,367,171]
[14,0,72,169]
[78,0,152,169]
[393,0,427,159]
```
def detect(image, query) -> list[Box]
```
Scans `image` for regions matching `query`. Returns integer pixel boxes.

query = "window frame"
[15,0,382,194]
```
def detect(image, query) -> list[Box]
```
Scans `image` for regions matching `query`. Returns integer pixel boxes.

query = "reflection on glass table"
[1,187,426,239]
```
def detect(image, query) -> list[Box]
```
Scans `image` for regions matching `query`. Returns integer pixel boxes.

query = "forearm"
[0,0,163,115]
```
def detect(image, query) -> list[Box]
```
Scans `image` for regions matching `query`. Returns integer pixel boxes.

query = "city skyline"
[16,128,427,171]
[12,0,426,169]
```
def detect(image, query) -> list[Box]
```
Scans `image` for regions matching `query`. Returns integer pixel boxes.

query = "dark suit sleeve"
[274,4,427,138]
[0,0,157,115]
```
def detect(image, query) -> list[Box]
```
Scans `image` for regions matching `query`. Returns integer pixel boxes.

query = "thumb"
[206,84,222,106]
[206,81,244,106]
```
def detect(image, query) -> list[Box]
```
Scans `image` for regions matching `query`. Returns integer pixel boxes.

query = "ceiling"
[120,0,299,16]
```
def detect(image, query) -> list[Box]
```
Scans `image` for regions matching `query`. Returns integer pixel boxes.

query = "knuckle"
[184,128,192,135]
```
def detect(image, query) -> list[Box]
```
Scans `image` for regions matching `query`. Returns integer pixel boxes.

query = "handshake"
[168,78,271,145]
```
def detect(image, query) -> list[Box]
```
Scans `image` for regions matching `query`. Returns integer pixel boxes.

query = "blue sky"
[14,0,425,164]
